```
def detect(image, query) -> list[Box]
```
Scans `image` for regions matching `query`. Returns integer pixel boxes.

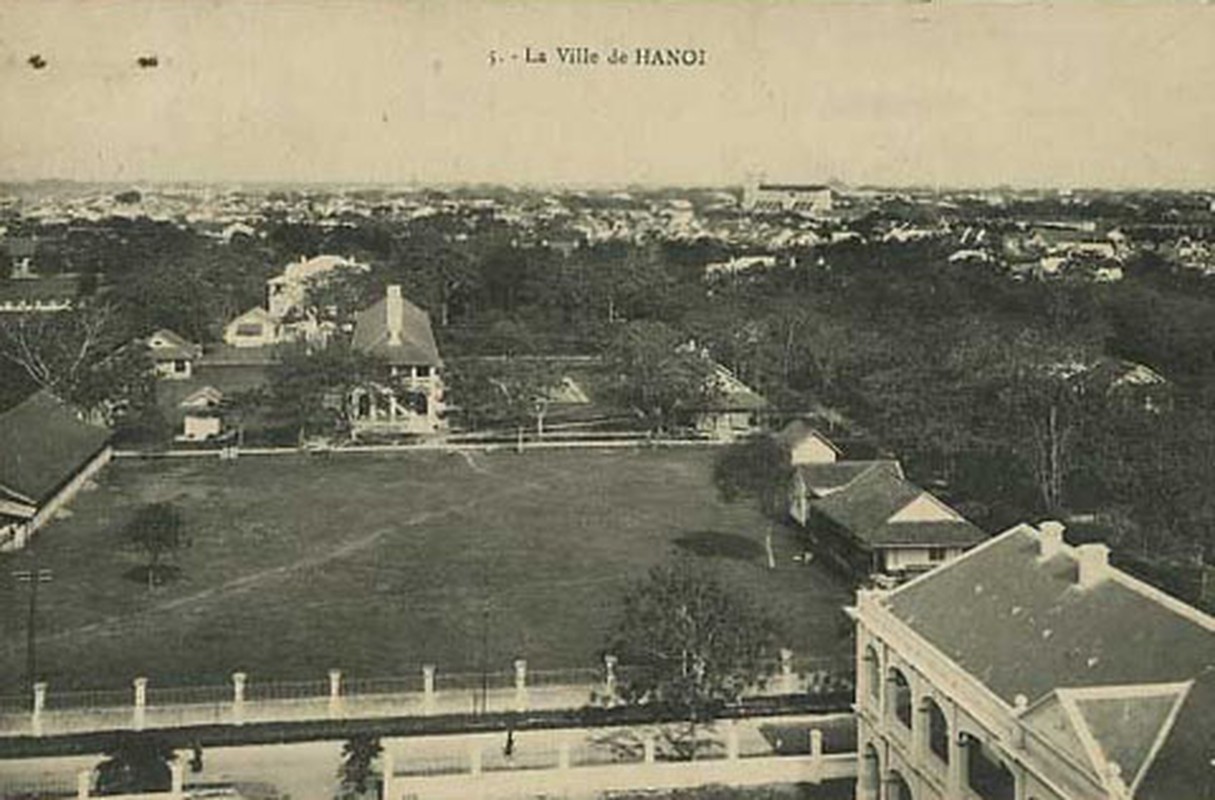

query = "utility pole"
[12,568,53,693]
[480,600,490,716]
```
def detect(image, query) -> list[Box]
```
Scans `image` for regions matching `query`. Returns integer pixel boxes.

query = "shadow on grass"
[122,564,183,587]
[673,531,764,561]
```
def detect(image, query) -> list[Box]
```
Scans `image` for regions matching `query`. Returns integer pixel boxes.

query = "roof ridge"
[885,522,1037,598]
[1106,568,1215,634]
[1129,680,1194,796]
[1057,690,1113,785]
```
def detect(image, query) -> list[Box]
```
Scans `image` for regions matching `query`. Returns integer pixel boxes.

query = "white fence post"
[810,727,824,782]
[603,654,618,705]
[780,648,796,694]
[133,677,148,731]
[423,664,436,712]
[726,722,740,760]
[76,768,91,799]
[170,757,185,796]
[31,681,47,736]
[514,658,528,712]
[328,669,342,717]
[381,749,395,800]
[469,742,483,775]
[558,741,571,770]
[643,735,656,764]
[232,672,247,725]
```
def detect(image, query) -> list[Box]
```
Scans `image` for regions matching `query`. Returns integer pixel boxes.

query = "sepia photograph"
[0,1,1213,798]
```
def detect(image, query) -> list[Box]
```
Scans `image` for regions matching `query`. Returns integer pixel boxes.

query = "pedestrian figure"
[504,727,515,760]
[189,742,204,773]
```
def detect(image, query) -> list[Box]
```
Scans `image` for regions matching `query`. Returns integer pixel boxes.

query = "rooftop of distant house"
[351,285,442,367]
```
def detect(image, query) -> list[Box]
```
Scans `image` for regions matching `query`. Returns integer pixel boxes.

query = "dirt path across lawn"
[0,457,578,659]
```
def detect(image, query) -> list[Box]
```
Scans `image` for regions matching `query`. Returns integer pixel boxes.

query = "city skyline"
[2,1,1214,190]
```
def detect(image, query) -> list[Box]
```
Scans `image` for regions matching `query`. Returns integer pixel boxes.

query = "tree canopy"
[607,558,781,757]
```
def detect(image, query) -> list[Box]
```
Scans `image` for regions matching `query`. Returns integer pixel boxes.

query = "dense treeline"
[6,212,1215,577]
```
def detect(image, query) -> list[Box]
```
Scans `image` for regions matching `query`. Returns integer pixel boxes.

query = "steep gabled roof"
[795,460,904,498]
[810,467,983,548]
[1023,682,1191,793]
[0,390,110,506]
[775,419,841,453]
[350,289,442,367]
[145,328,201,361]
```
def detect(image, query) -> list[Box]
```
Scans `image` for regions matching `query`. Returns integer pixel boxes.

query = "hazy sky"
[1,1,1213,188]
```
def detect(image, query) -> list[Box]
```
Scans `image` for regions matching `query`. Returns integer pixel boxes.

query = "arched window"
[924,697,949,763]
[864,645,881,702]
[888,769,914,800]
[356,391,372,419]
[861,743,880,793]
[967,737,1016,800]
[889,668,912,729]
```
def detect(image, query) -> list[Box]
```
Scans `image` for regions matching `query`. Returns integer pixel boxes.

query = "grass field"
[0,449,854,692]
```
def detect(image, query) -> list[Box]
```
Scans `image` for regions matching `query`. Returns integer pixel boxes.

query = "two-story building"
[223,255,365,349]
[852,520,1214,800]
[348,285,445,437]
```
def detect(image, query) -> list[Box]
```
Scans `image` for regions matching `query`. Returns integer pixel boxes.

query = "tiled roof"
[867,519,987,548]
[882,524,1215,800]
[351,289,442,367]
[810,467,982,547]
[796,460,903,497]
[0,390,109,506]
[884,525,1214,704]
[1136,668,1215,800]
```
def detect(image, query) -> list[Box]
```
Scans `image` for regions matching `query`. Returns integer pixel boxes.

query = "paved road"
[0,713,854,800]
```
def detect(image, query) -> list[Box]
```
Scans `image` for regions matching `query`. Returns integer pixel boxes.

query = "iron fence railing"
[342,675,422,696]
[244,679,328,703]
[0,656,857,725]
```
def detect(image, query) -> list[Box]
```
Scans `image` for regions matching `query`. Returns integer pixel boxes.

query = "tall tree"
[444,356,564,446]
[0,304,152,420]
[712,436,794,569]
[265,343,383,444]
[607,559,781,760]
[128,502,188,590]
[602,321,719,434]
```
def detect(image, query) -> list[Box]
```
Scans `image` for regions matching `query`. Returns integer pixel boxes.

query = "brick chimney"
[1038,520,1065,559]
[1076,543,1110,590]
[386,285,403,346]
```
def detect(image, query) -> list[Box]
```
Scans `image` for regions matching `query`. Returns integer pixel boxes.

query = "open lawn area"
[0,449,854,692]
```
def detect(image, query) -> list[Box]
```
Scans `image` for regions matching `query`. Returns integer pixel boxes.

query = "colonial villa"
[0,391,111,552]
[348,285,445,437]
[852,520,1215,800]
[223,255,367,349]
[798,465,986,581]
